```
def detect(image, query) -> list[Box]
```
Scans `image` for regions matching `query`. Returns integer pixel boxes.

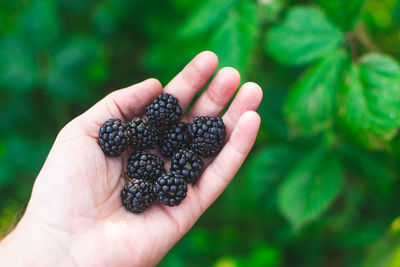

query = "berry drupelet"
[171,149,204,184]
[189,116,226,157]
[121,178,155,213]
[154,172,187,206]
[159,122,191,157]
[146,93,182,127]
[127,151,166,181]
[98,118,130,157]
[128,118,159,150]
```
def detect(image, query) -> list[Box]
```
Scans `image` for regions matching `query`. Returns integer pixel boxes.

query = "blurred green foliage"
[1,0,400,266]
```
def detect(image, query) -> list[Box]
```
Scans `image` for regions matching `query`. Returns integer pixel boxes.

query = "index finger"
[164,51,218,111]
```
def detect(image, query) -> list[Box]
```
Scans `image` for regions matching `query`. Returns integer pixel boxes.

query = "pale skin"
[0,51,262,266]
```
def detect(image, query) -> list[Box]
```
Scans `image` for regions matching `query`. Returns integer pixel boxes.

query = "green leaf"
[315,0,365,30]
[260,0,285,22]
[278,149,343,229]
[362,221,400,267]
[211,0,259,74]
[179,0,237,38]
[246,145,300,200]
[338,53,400,149]
[266,6,344,66]
[284,50,347,135]
[148,0,258,78]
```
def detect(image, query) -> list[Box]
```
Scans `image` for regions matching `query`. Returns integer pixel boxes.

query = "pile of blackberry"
[98,93,226,213]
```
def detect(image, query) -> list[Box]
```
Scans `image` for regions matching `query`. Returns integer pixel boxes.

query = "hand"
[0,51,262,266]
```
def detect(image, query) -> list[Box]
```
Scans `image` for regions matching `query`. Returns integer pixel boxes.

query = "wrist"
[0,213,75,267]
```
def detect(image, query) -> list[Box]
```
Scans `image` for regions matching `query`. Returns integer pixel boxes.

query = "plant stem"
[346,32,359,62]
[354,22,381,53]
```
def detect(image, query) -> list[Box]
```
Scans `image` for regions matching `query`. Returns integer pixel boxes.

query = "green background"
[2,0,400,266]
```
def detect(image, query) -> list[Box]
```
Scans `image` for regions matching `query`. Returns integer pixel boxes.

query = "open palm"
[6,52,262,266]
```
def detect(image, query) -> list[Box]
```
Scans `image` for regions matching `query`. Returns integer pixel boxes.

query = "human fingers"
[183,67,240,121]
[221,82,263,139]
[193,111,261,212]
[164,51,218,111]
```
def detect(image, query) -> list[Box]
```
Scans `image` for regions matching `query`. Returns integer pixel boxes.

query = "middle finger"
[184,67,240,121]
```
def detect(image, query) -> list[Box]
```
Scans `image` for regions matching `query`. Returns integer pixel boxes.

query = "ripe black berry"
[189,116,226,157]
[128,118,160,150]
[121,178,154,213]
[146,93,182,127]
[159,122,191,157]
[98,118,130,157]
[154,172,187,206]
[171,149,204,184]
[127,151,165,181]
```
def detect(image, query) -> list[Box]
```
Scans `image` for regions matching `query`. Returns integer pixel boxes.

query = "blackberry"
[121,178,154,213]
[128,118,160,150]
[98,118,130,157]
[154,172,187,206]
[159,122,191,157]
[146,93,182,127]
[189,116,226,157]
[171,149,204,184]
[127,151,165,181]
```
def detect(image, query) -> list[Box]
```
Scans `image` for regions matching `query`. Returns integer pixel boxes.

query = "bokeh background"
[2,0,400,266]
